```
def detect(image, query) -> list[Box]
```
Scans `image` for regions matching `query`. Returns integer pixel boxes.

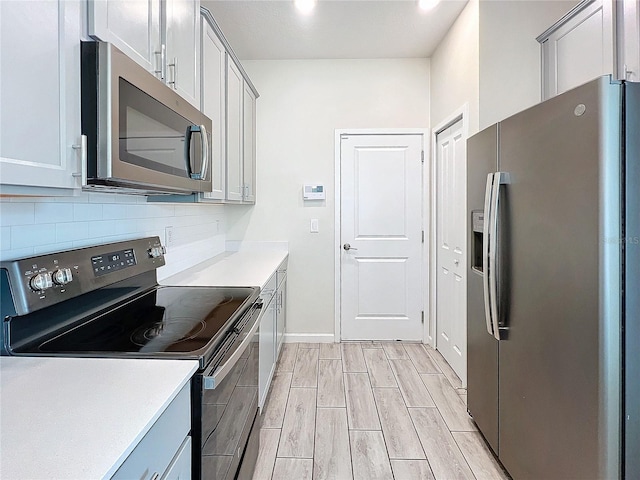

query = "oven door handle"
[202,303,262,390]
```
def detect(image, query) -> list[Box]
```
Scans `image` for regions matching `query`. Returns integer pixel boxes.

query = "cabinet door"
[201,17,226,200]
[226,59,244,202]
[618,0,640,81]
[276,277,287,355]
[242,83,257,203]
[0,0,82,194]
[540,0,615,99]
[165,0,200,108]
[258,297,276,408]
[87,0,161,76]
[160,436,191,480]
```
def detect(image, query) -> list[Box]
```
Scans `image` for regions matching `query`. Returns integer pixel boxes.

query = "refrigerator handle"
[482,173,495,337]
[489,171,510,341]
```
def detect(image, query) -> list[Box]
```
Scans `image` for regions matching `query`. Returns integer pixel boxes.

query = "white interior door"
[435,120,467,382]
[340,134,423,341]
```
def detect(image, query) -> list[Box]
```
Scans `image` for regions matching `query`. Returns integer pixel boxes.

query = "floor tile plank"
[409,408,475,480]
[390,460,436,480]
[350,431,394,480]
[251,429,280,480]
[261,372,293,429]
[278,388,317,458]
[452,431,509,480]
[389,359,435,407]
[272,458,313,480]
[426,347,463,389]
[342,343,367,372]
[277,343,298,372]
[344,373,381,430]
[373,388,425,459]
[381,342,410,359]
[318,359,346,407]
[291,347,319,388]
[297,342,320,349]
[404,344,442,374]
[319,343,342,359]
[314,408,353,480]
[363,348,397,388]
[421,374,476,432]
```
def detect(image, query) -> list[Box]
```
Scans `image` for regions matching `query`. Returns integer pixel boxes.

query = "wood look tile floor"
[254,342,509,480]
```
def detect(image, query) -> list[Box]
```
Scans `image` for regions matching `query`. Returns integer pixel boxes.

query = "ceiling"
[201,0,468,60]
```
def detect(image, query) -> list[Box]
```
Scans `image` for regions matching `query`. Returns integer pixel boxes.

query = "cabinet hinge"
[421,230,424,243]
[421,311,424,324]
[421,151,424,163]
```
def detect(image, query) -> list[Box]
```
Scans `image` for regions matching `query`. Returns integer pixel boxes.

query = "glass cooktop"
[35,286,256,355]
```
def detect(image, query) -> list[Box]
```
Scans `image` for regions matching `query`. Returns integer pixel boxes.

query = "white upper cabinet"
[200,16,226,201]
[243,82,257,204]
[87,0,162,76]
[0,0,82,194]
[226,58,244,202]
[164,0,200,108]
[88,0,200,108]
[538,0,640,99]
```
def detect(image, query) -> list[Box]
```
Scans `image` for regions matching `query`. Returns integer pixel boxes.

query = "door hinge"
[422,230,424,243]
[421,151,424,163]
[421,311,424,324]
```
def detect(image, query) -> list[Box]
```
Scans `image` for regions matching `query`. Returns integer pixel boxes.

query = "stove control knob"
[148,246,167,258]
[30,272,53,292]
[52,268,73,286]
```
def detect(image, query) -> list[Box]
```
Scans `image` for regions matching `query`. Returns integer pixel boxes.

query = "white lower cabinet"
[258,258,288,408]
[112,383,191,480]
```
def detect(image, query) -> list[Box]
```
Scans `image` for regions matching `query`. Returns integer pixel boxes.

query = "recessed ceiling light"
[295,0,317,15]
[418,0,440,11]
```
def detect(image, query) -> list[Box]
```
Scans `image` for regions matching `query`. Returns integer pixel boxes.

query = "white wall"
[225,59,430,336]
[479,0,578,129]
[430,0,480,134]
[0,195,227,280]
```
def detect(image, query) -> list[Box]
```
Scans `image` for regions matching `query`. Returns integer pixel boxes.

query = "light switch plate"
[310,219,319,233]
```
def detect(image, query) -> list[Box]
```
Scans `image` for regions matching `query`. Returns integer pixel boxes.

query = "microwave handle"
[184,125,209,181]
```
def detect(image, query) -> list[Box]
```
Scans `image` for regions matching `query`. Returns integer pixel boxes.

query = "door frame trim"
[334,128,430,342]
[429,104,469,352]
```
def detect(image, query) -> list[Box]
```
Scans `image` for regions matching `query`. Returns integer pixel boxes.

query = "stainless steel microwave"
[81,42,212,195]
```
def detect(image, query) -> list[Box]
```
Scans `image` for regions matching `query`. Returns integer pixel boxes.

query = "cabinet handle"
[71,135,87,186]
[168,57,178,90]
[154,45,165,80]
[150,473,159,480]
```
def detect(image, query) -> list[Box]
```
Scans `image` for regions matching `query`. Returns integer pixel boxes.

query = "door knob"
[343,243,358,251]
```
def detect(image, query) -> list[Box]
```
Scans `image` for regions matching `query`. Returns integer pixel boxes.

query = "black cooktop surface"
[34,286,256,355]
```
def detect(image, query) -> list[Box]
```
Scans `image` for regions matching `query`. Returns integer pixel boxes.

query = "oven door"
[82,42,212,194]
[195,302,261,480]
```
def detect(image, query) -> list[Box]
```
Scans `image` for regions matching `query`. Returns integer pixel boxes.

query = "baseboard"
[284,333,336,343]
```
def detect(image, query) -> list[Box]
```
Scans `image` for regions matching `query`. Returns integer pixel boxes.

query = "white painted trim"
[335,128,430,344]
[430,104,469,385]
[284,333,336,343]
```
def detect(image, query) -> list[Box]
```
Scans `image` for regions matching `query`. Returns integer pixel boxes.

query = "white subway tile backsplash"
[73,204,103,222]
[0,203,35,226]
[0,193,229,265]
[35,203,73,224]
[56,222,89,243]
[1,226,11,250]
[11,224,56,248]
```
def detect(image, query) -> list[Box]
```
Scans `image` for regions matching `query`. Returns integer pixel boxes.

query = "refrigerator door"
[625,81,640,479]
[497,76,622,479]
[466,124,500,453]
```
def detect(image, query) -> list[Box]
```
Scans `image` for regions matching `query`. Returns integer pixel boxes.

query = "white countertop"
[0,356,198,480]
[161,250,288,288]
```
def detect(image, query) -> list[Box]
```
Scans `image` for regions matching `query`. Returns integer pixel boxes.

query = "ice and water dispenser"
[471,210,484,273]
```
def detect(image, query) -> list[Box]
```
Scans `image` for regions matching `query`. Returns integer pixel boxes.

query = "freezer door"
[497,76,622,479]
[466,124,500,453]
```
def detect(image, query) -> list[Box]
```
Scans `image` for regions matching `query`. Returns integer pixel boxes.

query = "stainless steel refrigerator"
[466,76,639,479]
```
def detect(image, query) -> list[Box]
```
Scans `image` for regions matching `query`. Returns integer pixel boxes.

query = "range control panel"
[0,237,165,317]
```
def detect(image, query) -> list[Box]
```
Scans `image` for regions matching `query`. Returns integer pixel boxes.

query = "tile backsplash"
[0,193,226,280]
